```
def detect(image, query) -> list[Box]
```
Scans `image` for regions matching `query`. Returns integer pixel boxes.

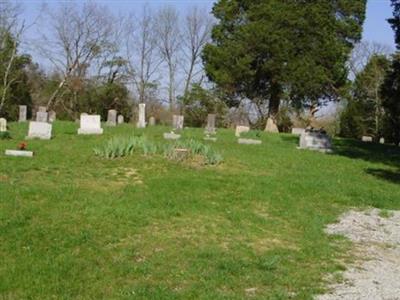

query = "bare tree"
[348,41,393,79]
[181,6,213,97]
[154,6,181,111]
[126,5,161,105]
[37,2,115,110]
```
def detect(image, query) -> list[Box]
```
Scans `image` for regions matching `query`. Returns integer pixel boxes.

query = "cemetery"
[1,1,400,299]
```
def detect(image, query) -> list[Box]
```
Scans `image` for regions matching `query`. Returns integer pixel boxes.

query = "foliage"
[203,0,367,122]
[339,55,390,139]
[0,31,32,120]
[0,131,11,139]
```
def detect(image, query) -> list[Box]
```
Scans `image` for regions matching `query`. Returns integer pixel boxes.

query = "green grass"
[1,121,400,299]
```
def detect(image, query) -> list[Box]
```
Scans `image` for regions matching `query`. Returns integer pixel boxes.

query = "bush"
[0,131,11,140]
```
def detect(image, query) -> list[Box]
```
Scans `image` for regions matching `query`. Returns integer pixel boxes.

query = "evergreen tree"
[203,0,366,129]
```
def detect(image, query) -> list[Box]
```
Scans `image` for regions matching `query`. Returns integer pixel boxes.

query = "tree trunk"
[268,82,281,120]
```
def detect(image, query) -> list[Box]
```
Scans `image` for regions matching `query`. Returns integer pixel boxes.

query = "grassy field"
[1,121,400,299]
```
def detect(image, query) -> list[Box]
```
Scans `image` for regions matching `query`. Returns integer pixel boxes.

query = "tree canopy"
[203,0,367,127]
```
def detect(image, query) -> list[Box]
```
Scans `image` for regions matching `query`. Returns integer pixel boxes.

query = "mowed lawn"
[1,121,400,299]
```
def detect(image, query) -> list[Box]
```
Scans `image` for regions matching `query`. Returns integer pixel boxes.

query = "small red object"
[18,142,27,150]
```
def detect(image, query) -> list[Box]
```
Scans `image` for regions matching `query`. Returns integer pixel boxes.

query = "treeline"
[1,0,400,143]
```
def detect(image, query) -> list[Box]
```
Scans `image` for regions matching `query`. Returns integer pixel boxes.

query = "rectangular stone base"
[163,133,181,140]
[78,128,104,135]
[5,150,33,157]
[238,138,262,145]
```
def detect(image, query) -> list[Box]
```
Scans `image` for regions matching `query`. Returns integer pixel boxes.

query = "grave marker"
[107,109,117,126]
[137,103,146,128]
[78,114,103,135]
[19,105,27,122]
[26,121,52,140]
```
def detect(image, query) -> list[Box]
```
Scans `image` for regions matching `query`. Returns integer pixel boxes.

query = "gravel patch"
[317,209,400,300]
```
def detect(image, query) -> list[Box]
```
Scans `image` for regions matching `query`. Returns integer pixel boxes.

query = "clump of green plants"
[93,136,157,158]
[240,130,262,139]
[165,139,223,165]
[0,131,11,139]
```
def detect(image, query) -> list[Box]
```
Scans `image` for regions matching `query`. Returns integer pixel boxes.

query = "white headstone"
[26,121,52,140]
[291,128,305,135]
[149,116,156,126]
[19,105,27,122]
[379,137,385,144]
[362,136,373,142]
[264,118,279,133]
[235,125,250,137]
[36,111,48,122]
[78,114,103,135]
[117,115,124,124]
[48,111,56,123]
[0,118,7,132]
[107,109,117,126]
[137,103,146,128]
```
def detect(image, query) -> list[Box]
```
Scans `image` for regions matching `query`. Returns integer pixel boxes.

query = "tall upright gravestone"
[19,105,27,122]
[137,103,146,128]
[107,109,117,126]
[172,115,184,130]
[205,114,216,134]
[0,118,7,132]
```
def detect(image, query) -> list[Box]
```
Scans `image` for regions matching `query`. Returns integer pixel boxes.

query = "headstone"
[172,115,184,130]
[163,132,181,140]
[19,105,27,122]
[36,111,48,122]
[5,150,33,157]
[26,121,52,140]
[291,128,305,136]
[205,114,216,134]
[0,118,6,132]
[149,116,156,126]
[238,138,262,145]
[117,115,124,124]
[235,125,250,137]
[107,109,117,126]
[264,118,279,133]
[78,114,103,135]
[137,103,146,128]
[48,111,56,123]
[362,136,373,142]
[38,106,47,113]
[379,137,385,144]
[298,129,332,152]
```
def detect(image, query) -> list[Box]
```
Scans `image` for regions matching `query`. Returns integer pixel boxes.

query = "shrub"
[0,131,11,140]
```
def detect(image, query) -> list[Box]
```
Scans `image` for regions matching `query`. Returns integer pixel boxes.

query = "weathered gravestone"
[36,111,48,122]
[362,136,373,142]
[107,109,117,126]
[172,115,184,130]
[117,115,124,124]
[19,105,27,122]
[291,128,305,136]
[265,118,279,133]
[238,138,262,145]
[380,137,385,144]
[26,121,52,140]
[205,114,216,134]
[163,132,181,140]
[149,116,156,126]
[48,111,56,123]
[137,103,146,128]
[235,125,250,137]
[298,129,332,152]
[38,106,47,113]
[78,114,103,135]
[0,118,7,132]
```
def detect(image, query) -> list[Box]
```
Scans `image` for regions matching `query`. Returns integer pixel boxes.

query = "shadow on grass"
[365,168,400,184]
[279,135,299,145]
[333,138,400,169]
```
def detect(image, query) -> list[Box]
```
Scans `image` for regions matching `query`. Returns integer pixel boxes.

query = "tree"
[154,6,181,111]
[381,0,400,144]
[340,55,390,139]
[203,0,366,130]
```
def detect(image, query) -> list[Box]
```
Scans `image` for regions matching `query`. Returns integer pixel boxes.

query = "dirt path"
[317,209,400,300]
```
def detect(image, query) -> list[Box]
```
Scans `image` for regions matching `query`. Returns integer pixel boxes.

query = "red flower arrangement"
[18,142,27,150]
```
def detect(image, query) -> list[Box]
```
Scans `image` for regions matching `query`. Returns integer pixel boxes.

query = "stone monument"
[107,109,117,126]
[19,105,27,122]
[264,118,279,133]
[78,114,103,135]
[235,125,250,137]
[117,115,124,124]
[298,128,332,152]
[0,118,6,132]
[26,121,52,140]
[137,103,146,128]
[36,111,48,122]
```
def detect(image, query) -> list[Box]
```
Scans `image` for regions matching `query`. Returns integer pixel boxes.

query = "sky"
[19,0,396,49]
